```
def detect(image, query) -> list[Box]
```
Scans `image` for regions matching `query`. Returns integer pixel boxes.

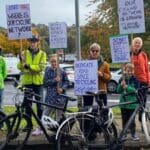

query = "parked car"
[107,69,122,93]
[46,63,74,87]
[5,57,20,80]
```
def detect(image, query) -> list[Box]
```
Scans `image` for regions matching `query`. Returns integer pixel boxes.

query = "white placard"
[6,4,32,40]
[110,35,130,63]
[118,0,145,34]
[74,60,98,95]
[49,22,67,49]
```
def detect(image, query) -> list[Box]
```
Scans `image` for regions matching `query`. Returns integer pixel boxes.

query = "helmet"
[28,35,39,42]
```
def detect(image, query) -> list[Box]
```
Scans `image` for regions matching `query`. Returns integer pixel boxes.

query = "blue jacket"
[44,66,69,107]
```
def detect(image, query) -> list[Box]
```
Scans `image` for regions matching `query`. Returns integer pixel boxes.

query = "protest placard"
[49,22,67,49]
[118,0,145,34]
[6,4,32,40]
[74,60,98,95]
[110,35,130,63]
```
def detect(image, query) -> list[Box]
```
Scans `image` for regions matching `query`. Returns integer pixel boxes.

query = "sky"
[0,0,96,28]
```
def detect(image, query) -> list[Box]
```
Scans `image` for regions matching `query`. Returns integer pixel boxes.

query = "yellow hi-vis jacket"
[17,49,47,85]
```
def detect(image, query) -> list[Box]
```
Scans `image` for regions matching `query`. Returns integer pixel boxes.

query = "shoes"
[121,135,127,141]
[32,128,43,136]
[131,134,140,141]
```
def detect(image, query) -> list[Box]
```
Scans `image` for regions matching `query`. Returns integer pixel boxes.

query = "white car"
[5,57,20,80]
[107,69,122,93]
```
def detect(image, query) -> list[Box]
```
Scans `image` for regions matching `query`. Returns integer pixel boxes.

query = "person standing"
[42,54,69,123]
[83,43,111,107]
[131,37,150,127]
[0,46,7,110]
[17,35,47,135]
[117,63,140,141]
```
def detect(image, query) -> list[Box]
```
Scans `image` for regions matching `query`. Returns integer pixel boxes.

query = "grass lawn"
[2,105,121,128]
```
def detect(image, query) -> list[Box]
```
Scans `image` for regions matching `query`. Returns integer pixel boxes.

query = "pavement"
[1,116,150,150]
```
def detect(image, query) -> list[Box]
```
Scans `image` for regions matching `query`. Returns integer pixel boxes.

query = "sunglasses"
[91,50,99,53]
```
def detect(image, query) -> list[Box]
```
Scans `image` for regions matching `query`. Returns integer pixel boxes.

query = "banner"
[110,35,130,63]
[49,22,67,49]
[6,4,32,39]
[118,0,145,34]
[74,60,98,95]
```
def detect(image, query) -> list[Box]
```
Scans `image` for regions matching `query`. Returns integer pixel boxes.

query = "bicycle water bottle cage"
[42,115,59,130]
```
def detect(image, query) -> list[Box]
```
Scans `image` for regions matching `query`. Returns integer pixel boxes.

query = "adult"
[83,43,111,107]
[17,35,47,135]
[131,37,150,127]
[0,46,7,109]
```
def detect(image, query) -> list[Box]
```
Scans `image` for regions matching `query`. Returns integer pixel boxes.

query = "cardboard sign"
[6,4,32,39]
[118,0,145,34]
[74,60,98,95]
[49,22,67,48]
[110,35,130,63]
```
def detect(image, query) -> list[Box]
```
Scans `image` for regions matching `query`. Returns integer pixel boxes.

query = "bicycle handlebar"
[86,90,106,96]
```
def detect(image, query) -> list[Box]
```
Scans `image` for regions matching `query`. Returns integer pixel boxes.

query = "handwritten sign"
[6,4,32,40]
[49,22,67,49]
[118,0,145,34]
[74,60,98,95]
[110,35,130,63]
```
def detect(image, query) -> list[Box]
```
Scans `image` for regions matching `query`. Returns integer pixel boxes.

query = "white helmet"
[41,115,59,129]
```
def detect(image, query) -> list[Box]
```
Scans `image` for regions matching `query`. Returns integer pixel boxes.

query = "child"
[43,54,69,122]
[117,63,140,141]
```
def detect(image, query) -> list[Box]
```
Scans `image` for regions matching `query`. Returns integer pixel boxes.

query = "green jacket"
[17,49,47,85]
[117,76,139,109]
[0,56,7,89]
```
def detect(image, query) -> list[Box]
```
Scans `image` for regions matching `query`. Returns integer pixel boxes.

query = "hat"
[28,35,39,42]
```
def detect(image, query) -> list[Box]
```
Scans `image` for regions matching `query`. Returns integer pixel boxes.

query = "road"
[2,80,150,107]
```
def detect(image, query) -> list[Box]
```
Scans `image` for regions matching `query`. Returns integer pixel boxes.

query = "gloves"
[23,64,30,69]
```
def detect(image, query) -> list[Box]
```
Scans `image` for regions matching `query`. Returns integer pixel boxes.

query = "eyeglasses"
[91,50,99,53]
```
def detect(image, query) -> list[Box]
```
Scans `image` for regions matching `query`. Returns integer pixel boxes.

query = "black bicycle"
[55,90,118,150]
[0,78,77,150]
[55,87,150,150]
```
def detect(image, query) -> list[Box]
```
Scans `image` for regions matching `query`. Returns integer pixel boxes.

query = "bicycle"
[55,90,118,150]
[55,86,150,150]
[0,78,79,150]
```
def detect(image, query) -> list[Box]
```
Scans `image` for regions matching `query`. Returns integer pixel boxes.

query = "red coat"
[131,51,150,85]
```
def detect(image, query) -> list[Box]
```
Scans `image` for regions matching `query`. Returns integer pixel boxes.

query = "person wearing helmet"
[17,35,47,135]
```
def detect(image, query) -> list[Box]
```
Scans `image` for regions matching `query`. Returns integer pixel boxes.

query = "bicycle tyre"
[56,114,110,150]
[0,113,32,150]
[142,108,150,142]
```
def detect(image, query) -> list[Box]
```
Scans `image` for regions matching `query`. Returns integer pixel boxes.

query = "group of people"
[0,36,149,138]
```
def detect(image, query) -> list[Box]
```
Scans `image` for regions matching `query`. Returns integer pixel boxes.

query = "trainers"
[131,134,140,141]
[32,128,43,136]
[121,135,127,141]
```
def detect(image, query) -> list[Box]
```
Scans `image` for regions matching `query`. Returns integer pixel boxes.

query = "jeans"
[22,84,43,119]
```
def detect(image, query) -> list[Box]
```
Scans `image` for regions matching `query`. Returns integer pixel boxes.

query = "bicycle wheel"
[142,108,150,142]
[0,113,32,150]
[56,114,110,150]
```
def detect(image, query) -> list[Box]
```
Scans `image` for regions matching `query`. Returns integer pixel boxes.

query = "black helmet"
[28,35,39,42]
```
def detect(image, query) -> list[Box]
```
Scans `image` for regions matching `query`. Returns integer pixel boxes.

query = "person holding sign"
[131,37,150,130]
[17,35,47,135]
[83,43,111,107]
[42,54,69,122]
[117,63,140,141]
